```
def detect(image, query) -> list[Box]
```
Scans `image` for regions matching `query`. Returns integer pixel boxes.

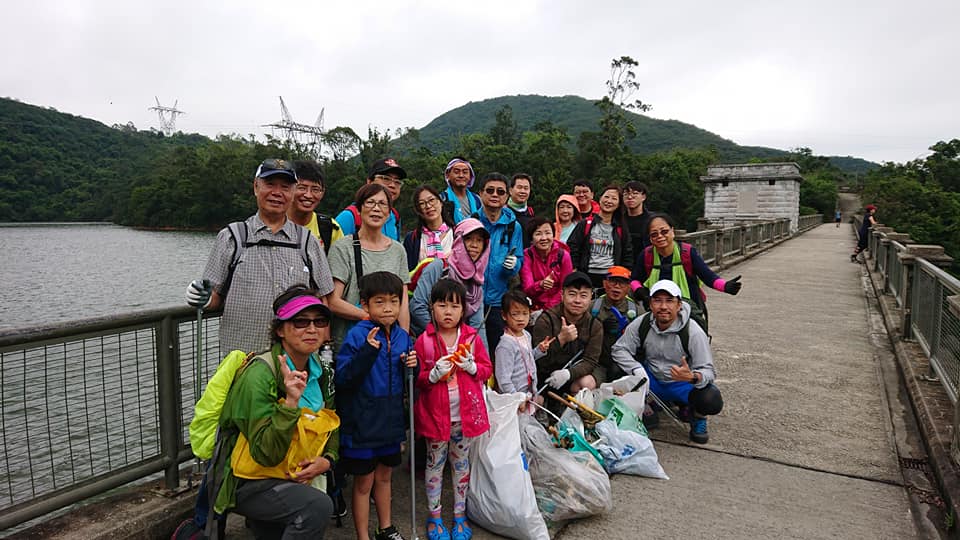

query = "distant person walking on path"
[852,204,877,262]
[291,160,343,254]
[630,213,742,333]
[185,158,334,354]
[613,279,724,444]
[835,209,842,228]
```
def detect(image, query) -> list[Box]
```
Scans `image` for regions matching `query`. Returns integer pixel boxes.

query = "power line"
[148,97,185,136]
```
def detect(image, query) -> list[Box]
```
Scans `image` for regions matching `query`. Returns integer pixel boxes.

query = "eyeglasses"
[289,317,329,329]
[574,189,592,196]
[417,197,439,210]
[373,174,404,187]
[623,190,645,197]
[484,187,507,196]
[363,199,390,210]
[649,228,672,239]
[295,184,324,195]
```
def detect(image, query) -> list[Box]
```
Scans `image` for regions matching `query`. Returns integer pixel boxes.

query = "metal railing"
[0,307,225,530]
[679,216,815,270]
[0,214,825,532]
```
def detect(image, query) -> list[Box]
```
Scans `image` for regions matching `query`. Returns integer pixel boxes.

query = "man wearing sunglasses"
[185,159,335,354]
[474,173,525,355]
[335,158,406,241]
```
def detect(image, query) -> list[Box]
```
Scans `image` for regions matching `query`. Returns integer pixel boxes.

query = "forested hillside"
[0,94,877,233]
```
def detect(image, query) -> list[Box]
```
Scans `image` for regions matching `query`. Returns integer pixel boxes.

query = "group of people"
[180,156,744,540]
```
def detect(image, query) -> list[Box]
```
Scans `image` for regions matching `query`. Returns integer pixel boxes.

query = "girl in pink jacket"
[414,278,492,540]
[521,216,574,311]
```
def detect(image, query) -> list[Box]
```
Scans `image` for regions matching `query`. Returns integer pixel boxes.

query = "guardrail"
[0,308,225,530]
[853,215,960,463]
[680,215,820,269]
[0,214,825,532]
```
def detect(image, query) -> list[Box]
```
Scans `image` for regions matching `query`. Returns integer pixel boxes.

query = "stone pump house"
[700,163,803,233]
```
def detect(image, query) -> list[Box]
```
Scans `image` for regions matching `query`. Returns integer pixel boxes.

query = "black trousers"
[235,478,333,539]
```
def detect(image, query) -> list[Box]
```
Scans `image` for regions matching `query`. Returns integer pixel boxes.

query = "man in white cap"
[611,279,723,443]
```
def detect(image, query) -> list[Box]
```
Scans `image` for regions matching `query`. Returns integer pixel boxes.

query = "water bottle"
[320,342,334,368]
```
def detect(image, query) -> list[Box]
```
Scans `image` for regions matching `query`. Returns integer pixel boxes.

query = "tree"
[488,105,520,147]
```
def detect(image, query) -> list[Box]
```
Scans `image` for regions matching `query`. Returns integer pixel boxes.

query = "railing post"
[740,225,748,256]
[715,228,724,267]
[156,315,183,490]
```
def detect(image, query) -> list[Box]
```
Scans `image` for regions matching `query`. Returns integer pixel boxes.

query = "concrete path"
[226,223,921,539]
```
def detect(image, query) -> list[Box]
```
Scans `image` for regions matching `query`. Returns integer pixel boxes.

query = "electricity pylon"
[148,97,185,136]
[264,96,325,156]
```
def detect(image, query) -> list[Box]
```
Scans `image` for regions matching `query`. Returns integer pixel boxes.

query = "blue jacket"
[334,320,414,449]
[476,207,524,307]
[442,185,482,224]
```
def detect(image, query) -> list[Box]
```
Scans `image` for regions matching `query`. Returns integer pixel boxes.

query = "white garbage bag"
[599,374,648,417]
[593,419,669,479]
[467,391,549,540]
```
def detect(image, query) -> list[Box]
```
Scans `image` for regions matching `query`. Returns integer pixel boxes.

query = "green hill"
[396,94,876,173]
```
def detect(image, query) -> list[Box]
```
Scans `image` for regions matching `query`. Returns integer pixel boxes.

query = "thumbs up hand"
[557,316,578,346]
[670,355,697,384]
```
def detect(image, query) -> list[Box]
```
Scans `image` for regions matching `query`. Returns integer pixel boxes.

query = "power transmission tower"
[264,96,325,157]
[148,97,185,136]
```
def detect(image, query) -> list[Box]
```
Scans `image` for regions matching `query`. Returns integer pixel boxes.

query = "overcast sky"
[2,0,957,164]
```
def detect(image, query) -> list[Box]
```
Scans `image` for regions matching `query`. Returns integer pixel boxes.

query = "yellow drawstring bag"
[231,406,339,480]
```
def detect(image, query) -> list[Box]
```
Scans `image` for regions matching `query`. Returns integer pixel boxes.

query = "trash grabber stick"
[191,306,204,486]
[536,349,585,395]
[406,361,420,540]
[648,390,685,428]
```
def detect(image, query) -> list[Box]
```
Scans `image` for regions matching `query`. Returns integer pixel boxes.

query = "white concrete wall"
[701,163,802,232]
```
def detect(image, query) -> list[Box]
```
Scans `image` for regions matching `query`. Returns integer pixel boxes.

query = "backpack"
[642,242,694,279]
[582,214,623,241]
[635,311,691,362]
[222,221,313,298]
[408,257,449,293]
[345,203,401,240]
[315,213,340,254]
[590,296,638,320]
[641,242,709,332]
[189,351,278,459]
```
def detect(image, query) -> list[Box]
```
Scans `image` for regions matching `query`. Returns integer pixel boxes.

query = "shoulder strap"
[294,224,315,288]
[504,220,515,246]
[679,242,694,276]
[347,205,361,231]
[391,207,402,239]
[643,246,653,275]
[591,297,603,317]
[222,221,249,298]
[583,215,595,238]
[316,213,334,251]
[353,234,364,282]
[637,312,691,360]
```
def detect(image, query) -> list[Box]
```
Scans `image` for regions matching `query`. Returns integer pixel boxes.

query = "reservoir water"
[0,223,215,330]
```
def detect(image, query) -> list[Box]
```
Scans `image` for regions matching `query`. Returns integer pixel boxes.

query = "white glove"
[186,279,212,309]
[545,368,571,389]
[429,358,454,383]
[502,255,518,271]
[456,353,477,375]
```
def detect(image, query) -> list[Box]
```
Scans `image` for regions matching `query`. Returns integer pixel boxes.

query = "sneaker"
[689,417,709,444]
[376,525,406,540]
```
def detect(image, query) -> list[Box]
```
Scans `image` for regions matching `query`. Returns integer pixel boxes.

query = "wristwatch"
[690,372,699,384]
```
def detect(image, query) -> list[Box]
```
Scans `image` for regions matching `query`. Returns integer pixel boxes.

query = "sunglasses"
[289,317,329,329]
[484,187,507,196]
[649,228,672,239]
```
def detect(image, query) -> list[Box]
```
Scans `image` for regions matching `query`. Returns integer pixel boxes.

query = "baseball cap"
[368,157,407,180]
[562,271,593,289]
[649,279,682,299]
[865,204,877,212]
[605,266,631,281]
[276,294,331,321]
[254,158,297,182]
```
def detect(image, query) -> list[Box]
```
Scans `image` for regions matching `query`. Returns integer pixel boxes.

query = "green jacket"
[213,343,339,513]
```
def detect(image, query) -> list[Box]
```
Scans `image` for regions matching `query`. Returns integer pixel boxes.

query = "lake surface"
[0,223,215,330]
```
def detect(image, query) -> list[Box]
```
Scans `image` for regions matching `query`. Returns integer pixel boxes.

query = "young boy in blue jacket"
[335,271,418,540]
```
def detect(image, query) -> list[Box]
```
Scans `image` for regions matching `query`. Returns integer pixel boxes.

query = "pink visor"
[276,295,331,321]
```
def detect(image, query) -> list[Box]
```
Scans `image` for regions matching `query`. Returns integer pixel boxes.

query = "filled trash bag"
[593,419,669,479]
[467,391,549,540]
[599,374,648,417]
[596,396,647,436]
[519,415,612,525]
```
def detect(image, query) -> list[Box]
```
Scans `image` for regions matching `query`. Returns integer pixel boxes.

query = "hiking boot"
[642,404,660,430]
[677,404,692,423]
[689,416,709,444]
[375,525,406,540]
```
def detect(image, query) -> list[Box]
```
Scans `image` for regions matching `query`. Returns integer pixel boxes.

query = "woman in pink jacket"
[521,216,574,311]
[414,278,492,540]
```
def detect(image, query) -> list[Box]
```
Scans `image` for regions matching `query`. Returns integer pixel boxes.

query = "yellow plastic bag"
[231,406,339,480]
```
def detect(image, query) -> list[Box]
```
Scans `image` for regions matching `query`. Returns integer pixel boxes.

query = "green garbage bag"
[597,397,648,437]
[555,420,604,467]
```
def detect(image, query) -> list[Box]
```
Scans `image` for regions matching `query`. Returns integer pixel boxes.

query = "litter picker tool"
[406,358,420,540]
[536,349,585,395]
[192,306,204,486]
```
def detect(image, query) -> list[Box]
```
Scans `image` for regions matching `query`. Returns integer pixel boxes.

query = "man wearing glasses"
[572,180,601,218]
[474,173,525,356]
[185,159,335,356]
[335,158,406,241]
[290,160,342,254]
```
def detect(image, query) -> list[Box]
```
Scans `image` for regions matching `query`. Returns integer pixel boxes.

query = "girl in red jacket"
[414,279,492,540]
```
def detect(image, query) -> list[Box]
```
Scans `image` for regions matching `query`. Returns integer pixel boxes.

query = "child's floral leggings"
[425,421,470,515]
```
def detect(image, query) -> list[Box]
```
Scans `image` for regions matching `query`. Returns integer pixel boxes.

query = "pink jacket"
[414,323,492,440]
[520,241,573,311]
